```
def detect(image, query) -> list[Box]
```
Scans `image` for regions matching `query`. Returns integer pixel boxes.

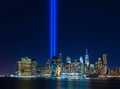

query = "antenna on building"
[86,48,88,55]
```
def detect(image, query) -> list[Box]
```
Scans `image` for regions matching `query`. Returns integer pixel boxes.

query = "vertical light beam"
[50,0,57,59]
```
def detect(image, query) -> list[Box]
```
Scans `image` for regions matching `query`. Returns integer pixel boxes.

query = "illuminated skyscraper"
[57,53,63,65]
[51,56,58,76]
[103,54,107,65]
[44,59,52,77]
[17,57,32,76]
[97,58,103,75]
[85,48,90,67]
[31,59,37,76]
[17,61,21,76]
[103,54,108,75]
[80,56,83,64]
[80,57,84,74]
[89,64,95,75]
[56,66,61,76]
[66,56,71,64]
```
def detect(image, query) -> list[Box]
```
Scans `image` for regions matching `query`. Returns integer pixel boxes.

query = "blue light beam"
[50,0,57,59]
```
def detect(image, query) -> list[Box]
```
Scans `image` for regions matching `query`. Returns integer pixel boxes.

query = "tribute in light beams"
[50,0,57,59]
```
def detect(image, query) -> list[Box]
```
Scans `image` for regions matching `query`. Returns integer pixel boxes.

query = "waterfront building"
[103,54,108,75]
[36,66,44,77]
[15,51,120,78]
[108,68,111,75]
[80,56,83,64]
[89,64,95,75]
[31,59,37,76]
[85,49,89,65]
[66,56,71,64]
[74,59,81,73]
[51,56,58,76]
[44,59,52,77]
[17,61,21,76]
[97,58,103,75]
[17,56,32,76]
[57,53,63,75]
[80,63,84,74]
[56,65,61,76]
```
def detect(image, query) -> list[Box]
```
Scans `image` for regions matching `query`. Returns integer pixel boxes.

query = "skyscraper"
[97,58,103,75]
[85,48,90,67]
[80,56,83,64]
[51,56,58,76]
[66,56,71,64]
[103,54,108,75]
[17,57,32,76]
[31,59,37,76]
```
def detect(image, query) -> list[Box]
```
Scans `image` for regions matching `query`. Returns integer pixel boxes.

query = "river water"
[0,77,120,89]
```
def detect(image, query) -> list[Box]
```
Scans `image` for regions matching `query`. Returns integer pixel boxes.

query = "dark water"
[0,77,120,89]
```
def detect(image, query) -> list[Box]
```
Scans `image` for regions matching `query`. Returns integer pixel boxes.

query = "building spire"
[85,48,89,64]
[86,48,88,55]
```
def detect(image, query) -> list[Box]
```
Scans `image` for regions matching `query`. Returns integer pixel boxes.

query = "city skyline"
[0,0,120,74]
[15,52,119,78]
[0,49,117,74]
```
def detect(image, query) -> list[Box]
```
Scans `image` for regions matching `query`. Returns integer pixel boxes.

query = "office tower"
[80,56,84,64]
[108,68,111,75]
[73,59,80,73]
[86,59,90,68]
[97,58,102,68]
[103,54,108,75]
[85,48,90,68]
[51,56,58,76]
[80,63,84,74]
[94,62,98,74]
[79,57,85,75]
[114,67,120,74]
[66,56,71,64]
[63,56,71,73]
[97,58,103,75]
[17,61,22,76]
[55,53,63,76]
[103,54,107,65]
[36,66,44,77]
[17,57,32,76]
[44,59,52,77]
[84,64,88,75]
[89,64,95,75]
[57,53,63,67]
[31,59,37,76]
[56,65,61,76]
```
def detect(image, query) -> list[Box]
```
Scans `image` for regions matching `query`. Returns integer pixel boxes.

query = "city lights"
[16,50,118,78]
[1,49,120,78]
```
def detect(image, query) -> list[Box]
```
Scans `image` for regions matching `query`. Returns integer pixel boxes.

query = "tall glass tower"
[85,48,89,64]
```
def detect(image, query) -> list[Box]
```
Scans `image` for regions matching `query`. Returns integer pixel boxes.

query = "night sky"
[0,0,120,74]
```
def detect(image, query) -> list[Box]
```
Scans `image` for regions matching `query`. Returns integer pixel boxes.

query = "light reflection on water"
[0,77,120,89]
[55,77,90,89]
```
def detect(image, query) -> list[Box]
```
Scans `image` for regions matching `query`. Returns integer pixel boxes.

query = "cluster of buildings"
[16,49,120,78]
